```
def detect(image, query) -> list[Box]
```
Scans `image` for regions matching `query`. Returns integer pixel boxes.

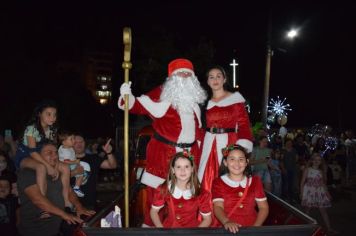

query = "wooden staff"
[122,27,132,227]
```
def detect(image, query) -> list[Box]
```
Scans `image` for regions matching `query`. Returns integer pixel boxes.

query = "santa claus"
[118,58,207,226]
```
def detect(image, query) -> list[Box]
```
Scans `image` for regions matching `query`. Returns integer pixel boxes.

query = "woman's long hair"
[201,65,234,128]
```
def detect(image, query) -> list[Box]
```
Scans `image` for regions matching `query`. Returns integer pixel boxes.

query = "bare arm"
[254,200,269,226]
[100,139,117,169]
[24,184,83,224]
[100,153,117,169]
[213,201,239,233]
[70,165,84,178]
[68,187,96,218]
[197,214,212,227]
[27,136,50,166]
[150,207,163,227]
[63,159,80,165]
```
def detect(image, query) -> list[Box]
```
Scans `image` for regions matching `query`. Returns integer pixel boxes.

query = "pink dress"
[151,184,212,227]
[301,167,331,208]
[212,175,266,226]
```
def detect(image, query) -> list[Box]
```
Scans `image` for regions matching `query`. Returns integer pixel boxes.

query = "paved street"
[312,185,356,235]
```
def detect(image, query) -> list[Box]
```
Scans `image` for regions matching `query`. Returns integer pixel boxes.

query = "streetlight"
[262,26,299,128]
[286,28,299,39]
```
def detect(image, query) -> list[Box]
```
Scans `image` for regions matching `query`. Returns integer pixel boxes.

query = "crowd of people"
[1,58,355,235]
[0,101,117,236]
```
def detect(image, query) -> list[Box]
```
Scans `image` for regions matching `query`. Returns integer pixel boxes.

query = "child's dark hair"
[219,144,252,176]
[57,130,75,144]
[166,151,201,197]
[23,99,58,143]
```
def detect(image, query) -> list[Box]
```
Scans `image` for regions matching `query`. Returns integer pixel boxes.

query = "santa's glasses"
[172,70,193,78]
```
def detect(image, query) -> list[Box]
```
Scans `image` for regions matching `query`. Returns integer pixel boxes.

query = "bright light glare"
[287,29,298,39]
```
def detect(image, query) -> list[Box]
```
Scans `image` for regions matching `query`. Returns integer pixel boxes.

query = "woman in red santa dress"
[198,65,253,192]
[118,58,207,226]
[150,151,212,228]
[212,145,269,233]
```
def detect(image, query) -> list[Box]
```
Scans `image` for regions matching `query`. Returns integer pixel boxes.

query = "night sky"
[1,1,356,137]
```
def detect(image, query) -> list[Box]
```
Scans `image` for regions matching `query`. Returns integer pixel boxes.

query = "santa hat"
[168,58,194,77]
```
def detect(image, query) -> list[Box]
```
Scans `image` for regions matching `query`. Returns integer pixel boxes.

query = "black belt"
[206,127,236,134]
[153,132,195,148]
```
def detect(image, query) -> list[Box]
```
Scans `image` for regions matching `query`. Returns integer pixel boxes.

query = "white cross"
[230,59,239,88]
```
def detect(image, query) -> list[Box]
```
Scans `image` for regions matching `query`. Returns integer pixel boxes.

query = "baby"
[58,131,90,197]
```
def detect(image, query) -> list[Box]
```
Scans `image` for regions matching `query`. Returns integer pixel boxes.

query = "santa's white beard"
[160,75,207,114]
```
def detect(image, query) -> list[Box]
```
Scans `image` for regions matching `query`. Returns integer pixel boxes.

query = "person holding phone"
[1,130,17,160]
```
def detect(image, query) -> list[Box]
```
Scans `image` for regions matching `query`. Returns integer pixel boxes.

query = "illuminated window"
[99,98,108,104]
[101,85,108,90]
[96,90,112,97]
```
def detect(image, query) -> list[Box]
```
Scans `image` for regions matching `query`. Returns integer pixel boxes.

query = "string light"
[321,136,338,157]
[267,96,292,116]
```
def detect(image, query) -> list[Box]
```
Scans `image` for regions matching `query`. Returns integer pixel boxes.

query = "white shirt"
[58,145,76,162]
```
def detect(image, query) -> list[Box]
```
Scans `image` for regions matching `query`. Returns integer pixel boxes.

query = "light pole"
[262,44,272,128]
[262,15,273,129]
[262,25,299,128]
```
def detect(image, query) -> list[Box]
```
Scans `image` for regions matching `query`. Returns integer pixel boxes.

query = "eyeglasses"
[173,71,193,78]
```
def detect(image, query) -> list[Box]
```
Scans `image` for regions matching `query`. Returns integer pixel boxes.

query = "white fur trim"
[141,170,165,188]
[177,112,195,144]
[255,197,267,201]
[118,94,135,110]
[151,204,164,210]
[193,103,202,128]
[207,92,245,110]
[236,139,253,153]
[212,198,224,202]
[137,95,170,118]
[200,211,212,216]
[198,132,228,182]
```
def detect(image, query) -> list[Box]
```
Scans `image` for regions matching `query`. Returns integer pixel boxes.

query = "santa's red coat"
[119,86,203,188]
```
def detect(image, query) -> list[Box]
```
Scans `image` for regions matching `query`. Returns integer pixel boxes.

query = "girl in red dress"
[150,151,212,228]
[212,145,269,233]
[198,66,253,192]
